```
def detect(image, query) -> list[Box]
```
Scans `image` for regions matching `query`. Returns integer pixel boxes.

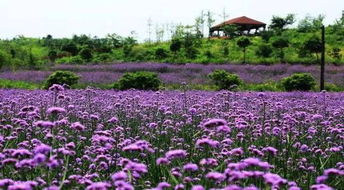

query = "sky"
[1,0,343,41]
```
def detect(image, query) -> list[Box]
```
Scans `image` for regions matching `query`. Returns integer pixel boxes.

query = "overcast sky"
[1,0,343,40]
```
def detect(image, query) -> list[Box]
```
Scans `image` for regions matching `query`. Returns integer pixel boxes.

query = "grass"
[0,79,40,89]
[1,78,343,92]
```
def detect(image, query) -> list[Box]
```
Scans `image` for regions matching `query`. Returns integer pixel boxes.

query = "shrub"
[170,38,182,54]
[61,43,79,56]
[79,48,93,61]
[324,83,343,92]
[0,50,11,70]
[44,71,80,89]
[272,37,289,62]
[256,44,273,58]
[236,37,251,63]
[0,79,39,89]
[55,56,84,64]
[281,73,316,91]
[117,71,161,90]
[208,70,243,90]
[155,48,168,59]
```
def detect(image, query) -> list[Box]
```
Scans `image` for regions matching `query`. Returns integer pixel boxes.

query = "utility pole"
[320,25,325,91]
[147,18,153,44]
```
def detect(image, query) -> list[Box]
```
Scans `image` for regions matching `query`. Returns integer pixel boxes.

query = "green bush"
[256,44,273,58]
[44,71,80,89]
[116,71,161,90]
[324,83,343,92]
[281,73,316,91]
[155,48,168,59]
[208,69,243,90]
[0,79,39,89]
[79,48,93,61]
[0,50,11,69]
[55,56,84,64]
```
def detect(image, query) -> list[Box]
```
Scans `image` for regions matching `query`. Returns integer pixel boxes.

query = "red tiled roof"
[212,16,266,29]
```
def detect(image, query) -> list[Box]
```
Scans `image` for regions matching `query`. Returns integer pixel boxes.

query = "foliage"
[260,30,274,42]
[155,48,168,59]
[0,79,39,89]
[208,69,243,90]
[236,37,251,63]
[61,43,79,56]
[116,71,161,90]
[0,49,11,69]
[222,24,239,37]
[56,56,84,64]
[269,14,296,31]
[44,70,80,89]
[297,14,325,33]
[302,36,323,60]
[79,47,93,61]
[256,44,273,58]
[281,73,316,91]
[272,37,289,62]
[170,38,182,55]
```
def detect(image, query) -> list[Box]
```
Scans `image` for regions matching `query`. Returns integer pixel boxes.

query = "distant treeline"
[0,14,343,69]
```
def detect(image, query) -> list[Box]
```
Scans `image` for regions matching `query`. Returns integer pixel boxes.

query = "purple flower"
[46,107,66,115]
[310,184,334,190]
[165,149,187,160]
[183,163,199,172]
[205,171,225,182]
[203,119,227,129]
[111,171,127,181]
[157,182,171,189]
[174,184,184,190]
[34,121,55,128]
[34,144,52,154]
[49,84,65,92]
[86,182,111,190]
[33,153,46,165]
[156,157,170,165]
[71,122,85,131]
[230,147,244,156]
[262,146,278,156]
[196,138,219,148]
[114,181,134,190]
[263,173,287,186]
[191,185,205,190]
[223,185,242,190]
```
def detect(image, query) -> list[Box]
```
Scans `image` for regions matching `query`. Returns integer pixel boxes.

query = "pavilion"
[209,16,266,37]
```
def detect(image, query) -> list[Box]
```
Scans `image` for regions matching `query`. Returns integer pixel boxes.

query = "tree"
[44,71,80,89]
[272,37,289,62]
[206,11,216,37]
[303,36,322,61]
[236,37,251,63]
[269,14,295,31]
[281,73,316,91]
[170,38,182,55]
[222,24,239,38]
[155,48,168,59]
[298,14,325,32]
[48,50,57,62]
[208,70,243,90]
[79,47,93,61]
[61,42,79,56]
[183,33,199,59]
[256,44,273,58]
[0,50,11,70]
[116,71,161,90]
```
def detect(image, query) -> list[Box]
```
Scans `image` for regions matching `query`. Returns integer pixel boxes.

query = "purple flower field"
[1,63,344,85]
[0,86,343,189]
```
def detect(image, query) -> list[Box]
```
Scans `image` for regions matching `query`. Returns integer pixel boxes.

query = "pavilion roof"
[211,16,266,29]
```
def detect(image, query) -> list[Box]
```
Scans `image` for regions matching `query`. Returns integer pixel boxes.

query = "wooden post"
[320,25,325,91]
